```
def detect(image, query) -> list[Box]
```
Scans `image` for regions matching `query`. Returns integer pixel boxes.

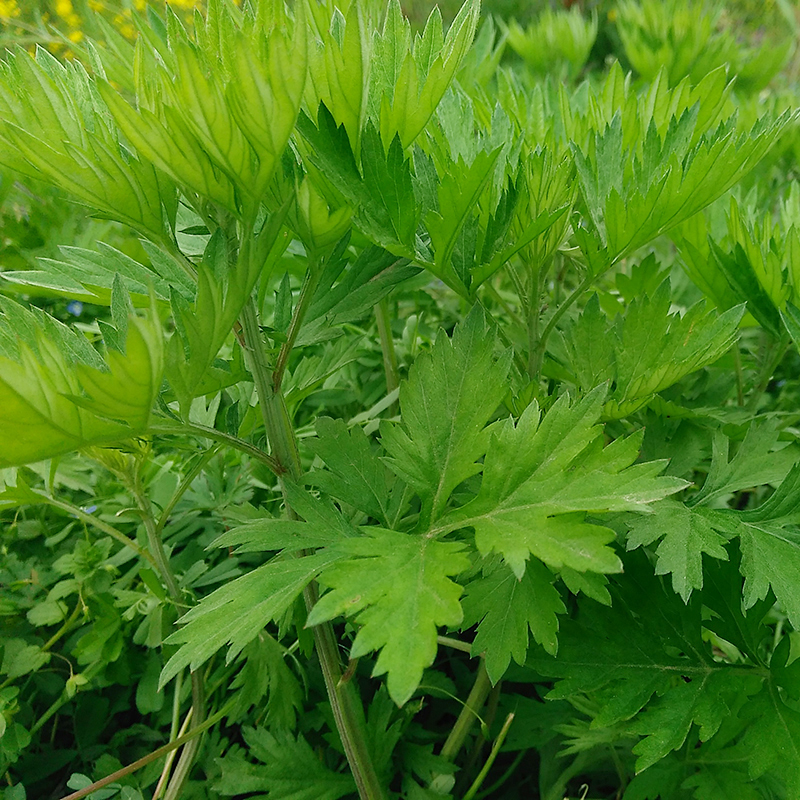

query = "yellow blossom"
[0,0,20,17]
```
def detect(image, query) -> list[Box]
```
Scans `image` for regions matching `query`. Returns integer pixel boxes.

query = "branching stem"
[239,297,387,800]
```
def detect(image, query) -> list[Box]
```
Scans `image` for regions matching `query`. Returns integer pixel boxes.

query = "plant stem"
[150,420,281,475]
[239,300,300,478]
[531,271,594,379]
[375,298,399,404]
[155,446,220,540]
[439,660,493,763]
[273,260,322,392]
[153,709,192,800]
[132,470,181,602]
[733,341,745,407]
[239,297,387,800]
[462,713,515,800]
[35,494,158,570]
[437,635,474,654]
[748,333,790,411]
[130,467,206,800]
[57,703,232,800]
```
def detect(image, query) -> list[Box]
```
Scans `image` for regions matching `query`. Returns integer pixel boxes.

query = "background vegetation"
[3,1,800,799]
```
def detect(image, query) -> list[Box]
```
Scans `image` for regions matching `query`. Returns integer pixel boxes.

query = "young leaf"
[308,529,470,706]
[380,306,510,526]
[0,301,163,468]
[462,559,566,683]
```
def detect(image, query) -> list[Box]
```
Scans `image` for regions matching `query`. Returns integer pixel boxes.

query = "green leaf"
[462,559,566,683]
[214,728,355,800]
[360,125,419,249]
[167,211,288,412]
[380,306,510,526]
[562,280,745,411]
[0,301,163,468]
[308,529,470,706]
[161,552,339,688]
[424,147,502,295]
[630,670,755,772]
[308,417,396,526]
[626,501,729,602]
[738,687,800,795]
[692,422,799,506]
[443,389,687,578]
[738,522,800,628]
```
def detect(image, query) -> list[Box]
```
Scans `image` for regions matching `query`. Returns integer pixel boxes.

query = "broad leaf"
[462,559,566,683]
[381,306,510,526]
[442,389,687,577]
[0,300,163,468]
[308,529,470,706]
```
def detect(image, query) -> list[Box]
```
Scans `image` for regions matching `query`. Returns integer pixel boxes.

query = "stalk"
[239,297,387,800]
[273,260,322,392]
[130,469,206,800]
[439,660,493,763]
[375,298,399,406]
[57,703,232,800]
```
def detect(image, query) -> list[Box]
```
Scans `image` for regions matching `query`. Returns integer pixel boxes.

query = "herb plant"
[2,1,800,799]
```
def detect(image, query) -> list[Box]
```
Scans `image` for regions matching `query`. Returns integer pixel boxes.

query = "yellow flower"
[68,29,83,42]
[0,0,20,17]
[55,0,74,17]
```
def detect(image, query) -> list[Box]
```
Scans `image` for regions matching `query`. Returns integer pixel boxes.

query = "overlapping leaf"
[380,306,510,526]
[441,387,687,578]
[308,529,470,706]
[462,559,566,683]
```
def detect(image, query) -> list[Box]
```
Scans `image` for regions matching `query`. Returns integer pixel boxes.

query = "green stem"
[375,298,399,403]
[239,300,300,478]
[57,703,232,800]
[474,750,526,800]
[439,660,493,763]
[733,341,745,407]
[748,334,790,411]
[162,673,205,800]
[462,713,515,800]
[130,468,206,800]
[239,297,387,800]
[155,446,220,540]
[437,635,473,654]
[132,470,181,602]
[150,420,281,475]
[42,601,82,654]
[531,271,593,380]
[34,494,158,570]
[273,260,322,392]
